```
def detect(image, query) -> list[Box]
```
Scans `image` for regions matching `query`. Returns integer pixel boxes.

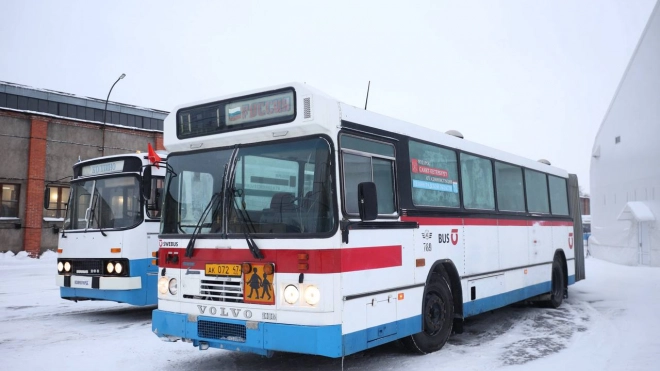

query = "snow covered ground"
[1,251,658,371]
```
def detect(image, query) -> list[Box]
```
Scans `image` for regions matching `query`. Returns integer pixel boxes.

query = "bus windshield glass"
[161,137,334,236]
[64,176,142,230]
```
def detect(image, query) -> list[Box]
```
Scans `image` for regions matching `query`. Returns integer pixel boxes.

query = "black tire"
[402,273,454,354]
[546,259,565,308]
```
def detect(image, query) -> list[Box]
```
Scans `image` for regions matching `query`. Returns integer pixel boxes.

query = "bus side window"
[340,134,397,217]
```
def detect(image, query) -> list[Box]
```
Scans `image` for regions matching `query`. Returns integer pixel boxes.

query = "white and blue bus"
[151,83,585,357]
[50,148,167,305]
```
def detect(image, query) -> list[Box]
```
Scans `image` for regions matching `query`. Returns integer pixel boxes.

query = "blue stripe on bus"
[463,275,576,317]
[152,276,579,357]
[60,258,157,306]
[152,309,422,358]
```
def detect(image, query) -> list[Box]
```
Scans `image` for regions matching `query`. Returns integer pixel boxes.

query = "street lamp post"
[101,73,126,156]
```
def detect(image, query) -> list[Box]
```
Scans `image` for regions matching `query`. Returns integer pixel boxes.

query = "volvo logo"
[197,305,253,319]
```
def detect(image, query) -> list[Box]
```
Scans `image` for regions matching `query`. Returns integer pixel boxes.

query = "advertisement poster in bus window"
[409,141,459,208]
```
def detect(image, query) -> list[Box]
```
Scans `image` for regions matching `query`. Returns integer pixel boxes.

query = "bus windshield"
[64,176,142,230]
[161,137,335,236]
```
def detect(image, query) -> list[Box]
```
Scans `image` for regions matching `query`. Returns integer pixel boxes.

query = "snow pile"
[0,250,57,265]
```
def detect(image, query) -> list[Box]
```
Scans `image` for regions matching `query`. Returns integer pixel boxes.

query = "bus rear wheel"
[402,273,454,354]
[545,259,565,308]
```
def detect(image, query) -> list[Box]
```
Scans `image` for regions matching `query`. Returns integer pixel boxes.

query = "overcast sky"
[1,0,656,192]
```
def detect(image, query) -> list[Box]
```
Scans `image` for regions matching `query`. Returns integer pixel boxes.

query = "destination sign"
[81,160,125,176]
[225,91,294,126]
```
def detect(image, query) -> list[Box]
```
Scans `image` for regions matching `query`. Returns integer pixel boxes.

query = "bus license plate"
[205,263,241,277]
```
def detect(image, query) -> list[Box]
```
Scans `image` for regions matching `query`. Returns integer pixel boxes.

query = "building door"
[639,222,651,265]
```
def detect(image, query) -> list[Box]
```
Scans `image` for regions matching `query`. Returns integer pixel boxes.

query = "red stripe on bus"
[463,218,498,226]
[497,219,530,226]
[402,216,573,227]
[402,216,463,225]
[157,245,402,274]
[532,220,574,226]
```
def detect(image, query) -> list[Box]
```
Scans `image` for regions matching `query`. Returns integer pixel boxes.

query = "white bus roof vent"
[538,159,551,165]
[445,130,463,139]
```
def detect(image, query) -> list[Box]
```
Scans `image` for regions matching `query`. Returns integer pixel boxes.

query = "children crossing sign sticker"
[243,263,275,305]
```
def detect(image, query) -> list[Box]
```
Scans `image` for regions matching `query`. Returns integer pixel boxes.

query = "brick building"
[0,81,167,256]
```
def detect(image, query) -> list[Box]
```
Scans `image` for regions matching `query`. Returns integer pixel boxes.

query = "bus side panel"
[464,221,499,276]
[498,224,529,269]
[339,227,418,354]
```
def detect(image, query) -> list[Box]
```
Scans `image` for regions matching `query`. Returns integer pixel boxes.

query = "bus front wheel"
[402,273,454,354]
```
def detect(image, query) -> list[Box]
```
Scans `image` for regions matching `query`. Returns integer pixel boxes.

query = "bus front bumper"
[152,309,343,358]
[56,274,142,290]
[56,274,156,305]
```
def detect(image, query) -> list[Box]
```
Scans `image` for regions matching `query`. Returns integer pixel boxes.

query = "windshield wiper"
[184,192,221,258]
[230,188,263,259]
[88,193,107,237]
[225,149,263,260]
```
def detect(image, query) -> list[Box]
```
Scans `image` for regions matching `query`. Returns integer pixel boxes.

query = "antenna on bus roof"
[364,81,371,110]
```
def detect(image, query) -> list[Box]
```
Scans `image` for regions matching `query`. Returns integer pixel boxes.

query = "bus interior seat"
[260,192,298,231]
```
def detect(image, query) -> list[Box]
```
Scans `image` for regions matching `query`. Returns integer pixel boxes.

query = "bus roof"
[165,82,568,178]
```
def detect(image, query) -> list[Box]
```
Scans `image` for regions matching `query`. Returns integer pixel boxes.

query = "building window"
[44,186,70,219]
[1,184,20,218]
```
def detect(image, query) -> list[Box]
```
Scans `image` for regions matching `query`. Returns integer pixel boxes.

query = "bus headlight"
[64,261,71,272]
[168,278,178,295]
[114,262,123,274]
[158,277,169,295]
[283,284,299,304]
[107,262,115,274]
[304,285,320,306]
[57,262,64,272]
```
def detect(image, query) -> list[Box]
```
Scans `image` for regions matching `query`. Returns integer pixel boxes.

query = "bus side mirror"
[358,182,378,221]
[44,187,52,209]
[142,166,152,201]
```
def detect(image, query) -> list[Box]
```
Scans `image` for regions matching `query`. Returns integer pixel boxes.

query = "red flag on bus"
[148,143,161,169]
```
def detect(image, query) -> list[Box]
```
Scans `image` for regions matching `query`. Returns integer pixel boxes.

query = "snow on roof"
[617,201,655,222]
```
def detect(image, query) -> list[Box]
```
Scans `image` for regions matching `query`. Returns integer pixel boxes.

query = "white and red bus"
[50,147,167,305]
[151,83,585,357]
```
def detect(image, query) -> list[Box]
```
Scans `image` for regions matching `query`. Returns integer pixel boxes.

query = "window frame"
[43,184,70,219]
[0,183,21,218]
[548,175,569,216]
[408,139,461,210]
[460,152,496,211]
[339,133,398,219]
[524,168,551,214]
[493,161,527,214]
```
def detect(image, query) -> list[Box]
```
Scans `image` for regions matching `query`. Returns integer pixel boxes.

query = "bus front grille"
[72,259,103,275]
[184,278,243,303]
[198,320,246,342]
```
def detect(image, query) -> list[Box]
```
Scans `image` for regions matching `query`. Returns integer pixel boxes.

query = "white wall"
[589,1,660,266]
